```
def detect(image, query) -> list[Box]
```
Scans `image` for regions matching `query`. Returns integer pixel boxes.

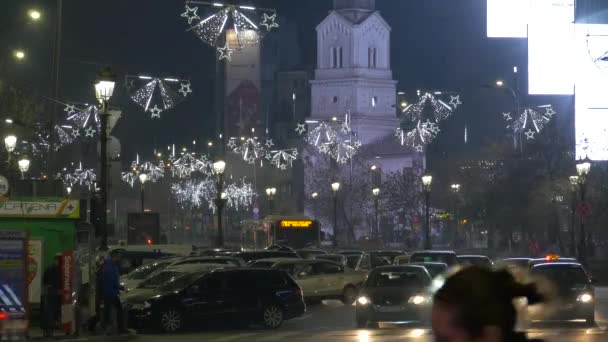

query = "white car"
[122,263,228,301]
[250,258,366,304]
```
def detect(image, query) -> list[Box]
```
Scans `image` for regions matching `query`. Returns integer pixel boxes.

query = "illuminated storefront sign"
[280,220,313,228]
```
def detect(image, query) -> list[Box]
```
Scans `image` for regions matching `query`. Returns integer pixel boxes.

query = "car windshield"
[127,260,172,280]
[415,264,447,278]
[345,255,359,268]
[410,253,456,266]
[157,272,202,292]
[531,265,589,288]
[367,268,428,288]
[251,261,275,268]
[316,255,341,262]
[458,256,491,267]
[139,271,182,288]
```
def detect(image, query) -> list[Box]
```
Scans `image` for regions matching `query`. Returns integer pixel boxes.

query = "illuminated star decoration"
[150,105,163,119]
[178,82,192,97]
[65,104,101,137]
[395,120,439,149]
[185,4,268,50]
[217,43,235,61]
[449,95,462,109]
[122,159,166,187]
[180,5,200,24]
[56,165,97,190]
[295,123,306,135]
[170,153,212,178]
[299,115,361,164]
[415,145,424,153]
[64,104,76,114]
[260,12,279,31]
[84,127,96,138]
[501,105,557,139]
[71,129,80,139]
[266,148,298,170]
[126,75,192,117]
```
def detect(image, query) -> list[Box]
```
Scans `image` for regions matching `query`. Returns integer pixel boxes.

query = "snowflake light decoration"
[170,153,212,178]
[56,166,96,190]
[171,177,254,211]
[66,104,101,134]
[396,120,439,149]
[54,125,76,147]
[298,116,361,164]
[223,178,255,211]
[401,92,455,124]
[228,136,272,165]
[266,148,298,170]
[122,158,166,187]
[501,106,557,140]
[126,75,192,117]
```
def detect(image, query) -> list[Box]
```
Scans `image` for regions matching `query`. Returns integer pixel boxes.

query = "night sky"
[2,0,574,164]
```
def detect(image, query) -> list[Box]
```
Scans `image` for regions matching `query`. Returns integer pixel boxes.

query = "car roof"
[372,265,429,272]
[411,250,456,254]
[164,263,228,272]
[502,257,532,261]
[251,257,299,263]
[409,261,448,266]
[316,254,344,257]
[458,255,490,259]
[531,262,584,268]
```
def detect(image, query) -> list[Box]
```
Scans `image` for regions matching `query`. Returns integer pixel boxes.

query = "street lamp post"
[94,66,116,251]
[139,173,147,212]
[422,175,433,250]
[331,182,340,247]
[372,188,380,239]
[17,156,30,179]
[576,158,592,264]
[213,160,226,247]
[265,187,276,215]
[450,183,461,248]
[569,175,579,256]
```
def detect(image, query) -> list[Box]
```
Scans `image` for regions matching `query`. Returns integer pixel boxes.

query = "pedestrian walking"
[102,250,127,334]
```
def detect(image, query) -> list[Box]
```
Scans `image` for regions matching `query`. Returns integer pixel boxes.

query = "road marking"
[213,332,261,342]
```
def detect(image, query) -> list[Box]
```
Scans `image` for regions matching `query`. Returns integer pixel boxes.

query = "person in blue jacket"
[102,250,126,333]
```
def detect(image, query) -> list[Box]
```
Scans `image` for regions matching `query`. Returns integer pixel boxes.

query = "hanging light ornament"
[396,92,457,148]
[265,148,298,170]
[66,104,101,137]
[170,152,212,178]
[56,165,97,190]
[297,115,361,164]
[228,136,273,165]
[121,157,166,188]
[126,75,192,118]
[171,177,254,211]
[501,106,556,140]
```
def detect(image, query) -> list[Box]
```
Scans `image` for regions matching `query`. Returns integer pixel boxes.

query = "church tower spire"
[333,0,375,23]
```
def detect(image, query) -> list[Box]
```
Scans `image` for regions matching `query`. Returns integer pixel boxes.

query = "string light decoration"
[501,105,557,140]
[266,148,298,170]
[228,136,273,165]
[171,177,254,211]
[54,125,76,147]
[56,165,97,190]
[298,115,361,164]
[125,75,192,118]
[170,153,212,178]
[182,2,278,59]
[66,104,101,135]
[396,91,458,148]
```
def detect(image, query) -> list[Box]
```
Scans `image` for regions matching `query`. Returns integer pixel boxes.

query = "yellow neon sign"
[280,220,313,228]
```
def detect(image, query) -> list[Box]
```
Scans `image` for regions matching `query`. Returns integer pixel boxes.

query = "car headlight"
[408,295,430,305]
[357,296,370,305]
[131,301,152,310]
[577,293,593,303]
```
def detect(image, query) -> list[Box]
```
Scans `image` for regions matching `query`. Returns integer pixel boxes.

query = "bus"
[241,215,320,250]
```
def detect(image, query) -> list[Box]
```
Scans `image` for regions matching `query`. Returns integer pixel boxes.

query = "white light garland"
[126,76,191,118]
[56,166,97,190]
[228,136,272,165]
[298,115,361,164]
[170,153,212,178]
[501,105,557,140]
[266,148,298,170]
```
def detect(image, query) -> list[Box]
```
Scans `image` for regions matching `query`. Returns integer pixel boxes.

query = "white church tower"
[310,0,399,144]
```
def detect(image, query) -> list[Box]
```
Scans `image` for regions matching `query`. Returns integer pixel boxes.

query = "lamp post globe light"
[575,157,592,264]
[331,182,340,247]
[139,173,148,212]
[94,66,116,251]
[569,175,579,256]
[213,160,226,247]
[4,135,16,153]
[18,156,30,179]
[421,175,433,250]
[372,187,380,239]
[266,187,277,215]
[28,9,42,21]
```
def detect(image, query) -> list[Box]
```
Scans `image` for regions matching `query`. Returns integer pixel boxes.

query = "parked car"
[370,251,405,264]
[494,257,532,283]
[314,254,348,266]
[457,255,494,268]
[337,250,363,256]
[355,265,433,328]
[409,250,458,267]
[122,263,227,299]
[247,258,365,304]
[126,268,305,332]
[235,251,300,263]
[121,256,245,292]
[354,253,392,272]
[528,262,595,323]
[297,249,328,259]
[408,262,448,279]
[393,255,410,265]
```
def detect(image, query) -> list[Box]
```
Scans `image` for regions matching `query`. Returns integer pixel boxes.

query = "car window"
[357,255,370,269]
[256,270,289,287]
[251,261,275,268]
[346,255,360,268]
[531,265,589,287]
[296,264,316,277]
[315,262,343,274]
[410,253,457,266]
[200,272,225,291]
[127,260,172,280]
[225,271,253,290]
[274,263,296,276]
[367,269,429,288]
[139,271,181,288]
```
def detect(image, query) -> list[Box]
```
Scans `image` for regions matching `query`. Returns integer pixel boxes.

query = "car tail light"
[0,312,8,321]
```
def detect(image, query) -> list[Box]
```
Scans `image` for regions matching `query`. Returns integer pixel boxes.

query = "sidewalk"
[27,327,136,342]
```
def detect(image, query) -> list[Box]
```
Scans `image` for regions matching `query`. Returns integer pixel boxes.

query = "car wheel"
[261,304,284,329]
[160,309,182,333]
[342,285,358,305]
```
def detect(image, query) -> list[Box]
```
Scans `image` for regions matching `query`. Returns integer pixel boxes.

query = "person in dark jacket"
[432,266,544,342]
[102,250,126,333]
[41,255,61,337]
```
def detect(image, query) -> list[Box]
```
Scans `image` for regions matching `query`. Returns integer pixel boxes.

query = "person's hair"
[434,266,543,339]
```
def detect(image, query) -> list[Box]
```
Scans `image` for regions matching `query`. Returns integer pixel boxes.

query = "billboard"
[575,24,608,160]
[486,0,529,38]
[528,0,575,95]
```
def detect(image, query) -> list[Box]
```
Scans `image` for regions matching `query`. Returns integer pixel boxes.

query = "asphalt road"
[137,287,608,342]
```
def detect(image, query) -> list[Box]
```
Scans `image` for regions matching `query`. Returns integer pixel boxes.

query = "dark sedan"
[355,265,432,328]
[126,268,305,332]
